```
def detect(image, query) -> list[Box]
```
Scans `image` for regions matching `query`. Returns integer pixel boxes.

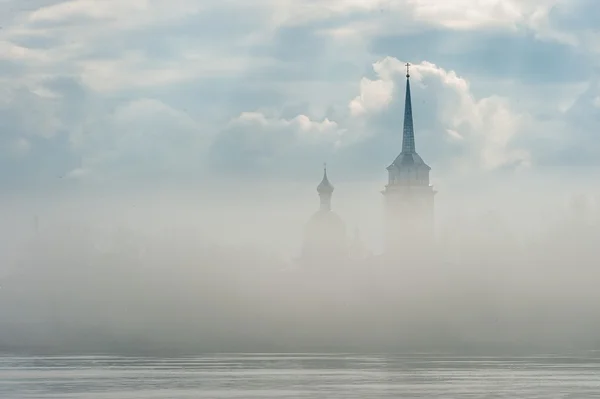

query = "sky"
[3,0,600,353]
[1,0,600,253]
[1,0,599,193]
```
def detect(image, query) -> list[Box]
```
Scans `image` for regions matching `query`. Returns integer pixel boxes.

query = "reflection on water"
[1,354,599,398]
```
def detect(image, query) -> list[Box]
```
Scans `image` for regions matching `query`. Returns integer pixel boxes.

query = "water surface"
[1,354,599,398]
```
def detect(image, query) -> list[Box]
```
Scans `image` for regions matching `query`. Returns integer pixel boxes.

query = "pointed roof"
[402,62,415,153]
[389,151,430,170]
[317,163,334,194]
[388,62,430,171]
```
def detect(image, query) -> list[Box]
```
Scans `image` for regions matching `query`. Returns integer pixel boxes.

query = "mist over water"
[1,172,600,356]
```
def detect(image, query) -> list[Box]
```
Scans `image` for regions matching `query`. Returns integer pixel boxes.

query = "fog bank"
[1,177,600,355]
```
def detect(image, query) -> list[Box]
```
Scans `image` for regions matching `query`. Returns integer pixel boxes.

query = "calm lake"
[1,354,599,398]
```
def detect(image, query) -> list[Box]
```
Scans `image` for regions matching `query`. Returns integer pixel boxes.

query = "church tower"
[300,165,347,265]
[382,63,436,255]
[317,164,334,211]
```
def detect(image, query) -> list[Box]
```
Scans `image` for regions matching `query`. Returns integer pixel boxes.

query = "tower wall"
[383,185,435,256]
[382,65,436,258]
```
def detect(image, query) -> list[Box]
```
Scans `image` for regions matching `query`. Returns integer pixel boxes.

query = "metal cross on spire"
[401,62,415,153]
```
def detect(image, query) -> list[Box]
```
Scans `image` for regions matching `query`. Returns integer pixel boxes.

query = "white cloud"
[0,0,273,94]
[0,40,51,63]
[526,0,600,52]
[408,0,524,30]
[528,3,580,46]
[349,78,395,116]
[28,0,147,22]
[111,98,198,128]
[298,0,560,39]
[232,112,344,145]
[469,96,530,170]
[220,56,531,176]
[71,98,205,178]
[207,111,352,176]
[277,0,542,29]
[0,0,596,187]
[77,52,272,93]
[28,0,204,29]
[446,129,464,141]
[352,57,530,170]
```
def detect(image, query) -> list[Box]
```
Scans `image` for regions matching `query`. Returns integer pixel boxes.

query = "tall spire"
[317,163,334,211]
[402,62,415,153]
